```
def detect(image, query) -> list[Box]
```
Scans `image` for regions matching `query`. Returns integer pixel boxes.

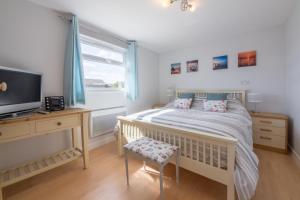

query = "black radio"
[45,96,65,111]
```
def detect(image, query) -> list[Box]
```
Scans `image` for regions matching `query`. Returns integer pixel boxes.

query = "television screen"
[0,67,42,116]
[0,69,41,106]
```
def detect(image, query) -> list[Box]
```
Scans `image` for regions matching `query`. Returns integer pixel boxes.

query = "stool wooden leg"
[159,165,164,200]
[124,149,129,186]
[176,149,180,184]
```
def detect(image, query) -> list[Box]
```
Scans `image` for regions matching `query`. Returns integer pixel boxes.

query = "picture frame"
[186,60,198,72]
[213,55,228,70]
[238,51,257,67]
[171,63,181,75]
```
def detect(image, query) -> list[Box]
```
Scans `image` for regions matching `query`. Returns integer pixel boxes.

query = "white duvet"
[127,100,259,200]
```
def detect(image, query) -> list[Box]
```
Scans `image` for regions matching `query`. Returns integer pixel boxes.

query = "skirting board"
[289,144,300,165]
[89,133,116,150]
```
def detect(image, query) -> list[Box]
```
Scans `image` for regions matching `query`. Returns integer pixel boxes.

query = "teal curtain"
[126,41,138,101]
[63,15,86,106]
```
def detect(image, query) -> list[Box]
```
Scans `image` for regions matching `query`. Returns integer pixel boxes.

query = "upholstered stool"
[124,137,180,200]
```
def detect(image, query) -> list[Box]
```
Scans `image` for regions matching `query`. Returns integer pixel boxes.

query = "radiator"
[90,107,127,138]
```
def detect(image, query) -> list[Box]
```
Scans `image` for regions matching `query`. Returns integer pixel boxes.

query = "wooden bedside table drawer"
[253,117,286,128]
[253,132,285,149]
[36,115,81,133]
[253,125,286,137]
[251,112,288,153]
[0,122,34,142]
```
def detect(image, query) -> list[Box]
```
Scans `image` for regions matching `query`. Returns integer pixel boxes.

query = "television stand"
[0,108,90,200]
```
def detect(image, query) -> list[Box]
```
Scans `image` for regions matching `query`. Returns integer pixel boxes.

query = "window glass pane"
[83,60,125,89]
[81,43,124,63]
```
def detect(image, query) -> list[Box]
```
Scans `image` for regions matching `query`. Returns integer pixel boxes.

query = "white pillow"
[203,100,227,112]
[174,98,193,109]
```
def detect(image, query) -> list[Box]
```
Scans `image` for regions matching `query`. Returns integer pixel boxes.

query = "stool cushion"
[124,137,179,164]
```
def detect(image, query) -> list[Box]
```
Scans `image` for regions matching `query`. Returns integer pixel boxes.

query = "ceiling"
[28,0,295,53]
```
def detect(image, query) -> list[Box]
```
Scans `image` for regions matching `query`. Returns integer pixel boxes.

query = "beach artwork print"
[238,51,257,67]
[213,55,228,70]
[186,60,198,73]
[171,63,181,75]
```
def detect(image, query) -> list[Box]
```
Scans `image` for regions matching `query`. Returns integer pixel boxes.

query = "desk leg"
[81,112,90,169]
[72,127,79,150]
[0,186,3,200]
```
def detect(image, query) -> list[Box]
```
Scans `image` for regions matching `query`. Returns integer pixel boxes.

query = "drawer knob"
[57,122,62,126]
[260,136,272,140]
[0,132,2,136]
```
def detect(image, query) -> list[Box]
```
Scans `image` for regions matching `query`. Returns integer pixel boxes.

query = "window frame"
[80,34,127,91]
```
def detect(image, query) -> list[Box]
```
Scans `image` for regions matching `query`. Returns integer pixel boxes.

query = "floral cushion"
[124,137,178,164]
[203,100,228,112]
[174,98,193,109]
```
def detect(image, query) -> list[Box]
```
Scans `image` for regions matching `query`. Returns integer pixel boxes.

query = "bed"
[117,89,259,200]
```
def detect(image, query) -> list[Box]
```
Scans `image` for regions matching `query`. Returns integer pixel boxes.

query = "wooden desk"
[0,108,90,200]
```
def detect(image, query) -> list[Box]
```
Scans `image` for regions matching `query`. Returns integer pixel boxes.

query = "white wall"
[0,0,159,169]
[158,26,287,113]
[286,0,300,155]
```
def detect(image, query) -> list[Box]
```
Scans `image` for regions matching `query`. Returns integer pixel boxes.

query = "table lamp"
[247,93,263,113]
[166,87,175,102]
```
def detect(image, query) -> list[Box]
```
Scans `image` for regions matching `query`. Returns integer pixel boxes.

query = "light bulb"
[162,0,171,7]
[189,5,196,12]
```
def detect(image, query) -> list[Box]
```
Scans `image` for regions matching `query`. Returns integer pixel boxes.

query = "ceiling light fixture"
[163,0,194,12]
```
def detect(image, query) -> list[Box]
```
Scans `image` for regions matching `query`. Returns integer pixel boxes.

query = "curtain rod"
[79,22,130,45]
[57,14,130,45]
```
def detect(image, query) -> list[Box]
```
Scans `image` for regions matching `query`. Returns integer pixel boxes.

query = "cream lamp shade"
[247,93,263,103]
[247,93,263,112]
[166,88,174,97]
[166,87,175,102]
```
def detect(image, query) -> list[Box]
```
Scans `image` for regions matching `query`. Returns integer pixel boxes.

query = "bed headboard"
[175,89,246,105]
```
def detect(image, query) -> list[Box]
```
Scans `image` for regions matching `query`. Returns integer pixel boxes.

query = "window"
[80,35,126,89]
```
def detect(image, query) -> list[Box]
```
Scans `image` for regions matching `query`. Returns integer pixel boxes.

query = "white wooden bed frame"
[117,89,246,200]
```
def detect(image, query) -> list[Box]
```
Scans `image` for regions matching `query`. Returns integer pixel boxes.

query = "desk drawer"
[253,117,286,128]
[253,125,286,137]
[253,132,285,149]
[36,115,81,133]
[0,122,33,141]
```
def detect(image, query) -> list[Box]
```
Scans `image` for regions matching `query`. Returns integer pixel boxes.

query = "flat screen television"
[0,66,42,117]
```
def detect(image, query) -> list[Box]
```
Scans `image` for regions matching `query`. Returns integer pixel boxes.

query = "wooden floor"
[3,141,300,200]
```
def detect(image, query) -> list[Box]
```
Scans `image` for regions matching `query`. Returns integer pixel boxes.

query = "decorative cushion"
[174,98,193,109]
[124,137,178,164]
[203,100,228,112]
[178,93,195,99]
[207,93,227,101]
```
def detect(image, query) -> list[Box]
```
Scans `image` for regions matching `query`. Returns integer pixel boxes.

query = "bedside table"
[250,112,288,153]
[152,104,166,109]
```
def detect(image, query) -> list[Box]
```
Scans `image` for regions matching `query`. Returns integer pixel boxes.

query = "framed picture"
[186,60,198,72]
[238,51,256,67]
[213,55,228,70]
[171,63,181,75]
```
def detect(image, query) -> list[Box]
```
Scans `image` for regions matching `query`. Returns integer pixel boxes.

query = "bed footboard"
[117,116,237,200]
